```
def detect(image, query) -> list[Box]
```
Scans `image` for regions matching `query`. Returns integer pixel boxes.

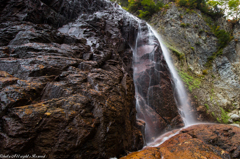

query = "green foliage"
[199,29,205,33]
[212,112,215,116]
[214,28,233,48]
[205,104,209,109]
[164,4,170,9]
[167,45,185,61]
[208,0,240,20]
[203,18,233,67]
[128,0,164,19]
[180,23,190,27]
[191,46,194,50]
[180,23,186,27]
[178,70,201,92]
[220,107,230,124]
[202,69,208,75]
[110,0,128,6]
[195,41,201,45]
[175,0,224,18]
[205,49,223,67]
[194,24,199,28]
[194,95,198,99]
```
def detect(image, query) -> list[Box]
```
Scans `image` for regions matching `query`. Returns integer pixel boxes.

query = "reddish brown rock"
[121,124,240,159]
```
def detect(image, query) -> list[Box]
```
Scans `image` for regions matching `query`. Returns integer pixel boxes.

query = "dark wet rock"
[0,0,185,158]
[0,0,146,158]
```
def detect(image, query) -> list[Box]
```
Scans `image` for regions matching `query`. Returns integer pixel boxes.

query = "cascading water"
[63,0,197,146]
[132,20,197,145]
[149,25,196,126]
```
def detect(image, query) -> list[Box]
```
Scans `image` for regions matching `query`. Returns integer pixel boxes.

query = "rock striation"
[0,0,183,158]
[0,0,144,158]
[150,3,240,124]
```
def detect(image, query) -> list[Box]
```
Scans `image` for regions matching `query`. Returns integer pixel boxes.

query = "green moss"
[194,96,197,99]
[178,70,201,92]
[204,104,209,110]
[180,23,190,27]
[180,23,186,27]
[191,47,194,50]
[195,41,201,45]
[202,15,233,67]
[202,69,208,75]
[199,29,205,34]
[205,49,223,67]
[167,45,185,61]
[220,107,230,124]
[215,29,233,49]
[127,0,164,19]
[164,4,169,9]
[211,112,215,116]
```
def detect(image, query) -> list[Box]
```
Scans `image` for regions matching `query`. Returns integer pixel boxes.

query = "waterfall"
[132,21,196,145]
[95,1,197,145]
[149,25,196,126]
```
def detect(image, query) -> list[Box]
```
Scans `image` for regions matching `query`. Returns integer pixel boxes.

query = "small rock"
[230,114,240,121]
[232,109,239,115]
[230,124,240,128]
[228,118,233,123]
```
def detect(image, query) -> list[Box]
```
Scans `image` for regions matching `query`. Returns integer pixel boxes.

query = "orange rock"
[121,124,240,159]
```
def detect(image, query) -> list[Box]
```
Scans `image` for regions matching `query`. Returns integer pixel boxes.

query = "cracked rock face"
[0,0,146,158]
[0,0,184,157]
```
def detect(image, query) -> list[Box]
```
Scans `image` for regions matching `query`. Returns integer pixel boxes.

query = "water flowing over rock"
[150,3,240,124]
[1,0,240,158]
[132,23,187,144]
[0,0,185,156]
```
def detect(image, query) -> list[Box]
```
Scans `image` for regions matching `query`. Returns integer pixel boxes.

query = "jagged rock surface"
[0,0,183,158]
[150,3,240,123]
[0,0,145,158]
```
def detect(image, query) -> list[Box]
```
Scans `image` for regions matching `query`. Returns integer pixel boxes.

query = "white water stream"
[132,22,197,145]
[149,25,196,126]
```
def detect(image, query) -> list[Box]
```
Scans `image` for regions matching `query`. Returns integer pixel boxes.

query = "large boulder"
[121,124,240,159]
[0,0,145,158]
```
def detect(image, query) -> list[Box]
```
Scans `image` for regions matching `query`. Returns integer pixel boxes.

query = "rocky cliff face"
[0,0,144,158]
[0,0,184,158]
[150,3,240,124]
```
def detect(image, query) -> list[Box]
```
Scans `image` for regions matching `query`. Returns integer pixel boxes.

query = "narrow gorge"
[0,0,240,158]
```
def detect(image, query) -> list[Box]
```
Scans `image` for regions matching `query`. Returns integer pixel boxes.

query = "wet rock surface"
[133,27,184,142]
[0,0,184,158]
[0,0,147,158]
[121,124,240,159]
